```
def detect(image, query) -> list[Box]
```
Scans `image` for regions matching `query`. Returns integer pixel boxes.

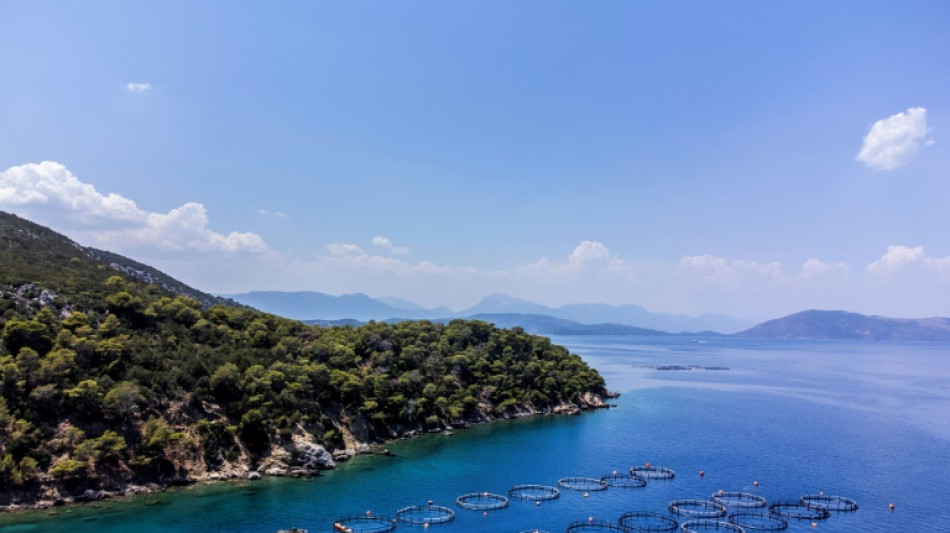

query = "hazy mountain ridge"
[227,290,752,333]
[736,309,950,341]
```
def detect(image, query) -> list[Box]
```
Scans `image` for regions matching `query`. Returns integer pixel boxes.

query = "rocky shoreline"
[0,392,616,514]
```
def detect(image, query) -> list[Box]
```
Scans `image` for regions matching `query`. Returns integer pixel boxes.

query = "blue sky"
[1,1,948,320]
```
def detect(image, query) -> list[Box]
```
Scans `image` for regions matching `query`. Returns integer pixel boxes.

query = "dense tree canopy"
[0,212,606,493]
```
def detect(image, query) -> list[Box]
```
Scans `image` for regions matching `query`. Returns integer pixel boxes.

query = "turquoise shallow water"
[2,336,948,532]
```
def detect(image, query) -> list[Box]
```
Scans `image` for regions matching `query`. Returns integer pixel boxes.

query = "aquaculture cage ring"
[565,520,628,532]
[455,492,509,511]
[630,465,676,480]
[767,502,829,521]
[668,500,727,519]
[678,519,745,533]
[618,511,679,532]
[601,473,647,489]
[395,504,456,525]
[331,515,397,533]
[558,477,609,492]
[799,494,859,513]
[508,484,560,501]
[710,491,767,508]
[727,511,788,532]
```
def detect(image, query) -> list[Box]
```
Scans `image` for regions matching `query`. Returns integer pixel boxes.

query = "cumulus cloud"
[126,82,152,93]
[866,245,950,275]
[856,107,932,170]
[800,258,850,279]
[372,236,409,254]
[0,161,269,254]
[518,241,632,280]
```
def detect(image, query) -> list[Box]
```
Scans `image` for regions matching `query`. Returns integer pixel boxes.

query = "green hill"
[0,211,608,508]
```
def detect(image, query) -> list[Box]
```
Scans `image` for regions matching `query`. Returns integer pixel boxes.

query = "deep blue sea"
[2,336,948,533]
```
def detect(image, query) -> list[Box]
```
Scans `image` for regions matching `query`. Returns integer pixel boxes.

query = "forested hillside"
[0,212,608,507]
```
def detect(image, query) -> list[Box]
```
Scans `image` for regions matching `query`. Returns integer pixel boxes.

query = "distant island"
[734,309,950,341]
[0,212,611,511]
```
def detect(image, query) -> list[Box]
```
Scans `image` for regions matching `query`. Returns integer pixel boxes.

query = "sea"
[1,336,948,533]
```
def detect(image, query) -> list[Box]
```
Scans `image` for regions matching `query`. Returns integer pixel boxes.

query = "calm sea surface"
[2,336,948,532]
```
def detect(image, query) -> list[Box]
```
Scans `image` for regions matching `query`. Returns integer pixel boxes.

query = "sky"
[1,1,948,320]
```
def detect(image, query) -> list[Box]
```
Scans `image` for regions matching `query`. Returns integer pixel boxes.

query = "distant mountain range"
[224,290,752,333]
[304,314,676,337]
[735,310,950,341]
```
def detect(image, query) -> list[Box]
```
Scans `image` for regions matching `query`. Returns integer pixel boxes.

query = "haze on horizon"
[1,1,948,321]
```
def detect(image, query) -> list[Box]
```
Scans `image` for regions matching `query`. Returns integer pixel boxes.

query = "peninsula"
[0,212,610,510]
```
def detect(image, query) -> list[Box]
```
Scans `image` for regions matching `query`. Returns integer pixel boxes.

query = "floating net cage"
[395,504,456,525]
[630,465,676,480]
[710,492,767,508]
[727,511,788,531]
[565,520,628,532]
[668,500,727,518]
[799,494,859,513]
[767,502,829,521]
[601,473,647,489]
[331,515,397,533]
[455,492,509,511]
[558,477,609,492]
[678,519,745,533]
[618,511,679,532]
[509,484,561,501]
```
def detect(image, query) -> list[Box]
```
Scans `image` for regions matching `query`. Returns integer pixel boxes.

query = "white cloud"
[372,235,409,254]
[126,82,152,93]
[800,258,850,279]
[326,243,365,256]
[856,107,932,170]
[676,254,782,285]
[866,245,950,275]
[569,240,612,263]
[518,241,632,281]
[258,208,289,218]
[0,161,269,254]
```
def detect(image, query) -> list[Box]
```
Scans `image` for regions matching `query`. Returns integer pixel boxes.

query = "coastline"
[0,391,616,515]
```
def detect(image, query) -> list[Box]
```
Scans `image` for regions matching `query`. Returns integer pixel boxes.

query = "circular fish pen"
[395,504,456,525]
[618,511,679,532]
[509,484,560,501]
[668,500,727,519]
[767,502,829,521]
[799,494,858,513]
[728,511,788,531]
[710,492,767,508]
[630,465,676,480]
[601,473,647,489]
[678,519,745,533]
[558,477,609,492]
[565,520,628,532]
[331,515,397,533]
[455,492,508,511]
